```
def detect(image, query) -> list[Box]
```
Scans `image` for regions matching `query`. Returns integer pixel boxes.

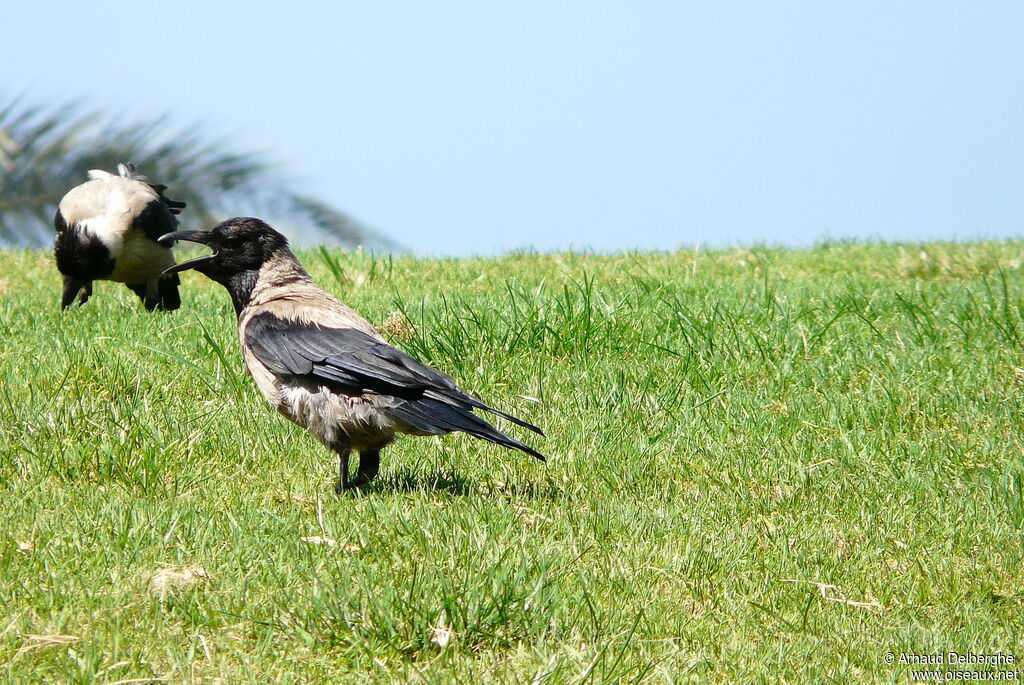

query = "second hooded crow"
[162,217,545,492]
[54,163,186,310]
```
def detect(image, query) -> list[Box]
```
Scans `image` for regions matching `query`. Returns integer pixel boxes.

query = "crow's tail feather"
[424,390,545,436]
[389,397,546,462]
[467,399,545,436]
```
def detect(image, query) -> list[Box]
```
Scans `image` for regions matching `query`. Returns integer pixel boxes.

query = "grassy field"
[1,240,1023,682]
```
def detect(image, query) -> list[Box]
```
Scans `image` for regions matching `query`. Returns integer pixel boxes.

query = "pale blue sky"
[4,2,1022,255]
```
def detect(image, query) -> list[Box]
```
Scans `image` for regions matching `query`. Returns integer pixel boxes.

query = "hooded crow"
[54,163,186,310]
[162,217,545,492]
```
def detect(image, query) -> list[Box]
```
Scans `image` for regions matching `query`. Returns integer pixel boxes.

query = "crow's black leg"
[143,281,161,311]
[126,282,147,303]
[332,441,352,495]
[77,281,93,306]
[61,275,85,310]
[344,450,380,490]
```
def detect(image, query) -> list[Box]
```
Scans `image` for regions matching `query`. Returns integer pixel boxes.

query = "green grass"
[2,241,1024,682]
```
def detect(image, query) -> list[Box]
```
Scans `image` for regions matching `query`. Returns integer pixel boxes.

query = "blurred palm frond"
[0,97,400,250]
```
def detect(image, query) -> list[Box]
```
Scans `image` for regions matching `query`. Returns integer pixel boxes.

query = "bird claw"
[335,476,371,494]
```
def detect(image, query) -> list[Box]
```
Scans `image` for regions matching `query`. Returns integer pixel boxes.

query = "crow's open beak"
[160,230,217,275]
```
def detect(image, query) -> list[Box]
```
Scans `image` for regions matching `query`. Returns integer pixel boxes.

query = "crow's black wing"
[245,310,460,397]
[132,199,180,244]
[244,311,545,451]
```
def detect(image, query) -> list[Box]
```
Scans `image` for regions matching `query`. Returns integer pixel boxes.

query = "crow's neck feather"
[228,251,312,316]
[225,270,260,315]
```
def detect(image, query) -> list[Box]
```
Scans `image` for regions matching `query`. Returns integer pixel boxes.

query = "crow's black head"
[161,217,295,314]
[161,217,289,283]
